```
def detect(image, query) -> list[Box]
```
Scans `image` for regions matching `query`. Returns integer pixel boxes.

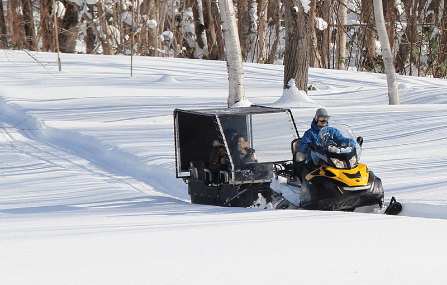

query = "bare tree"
[373,0,399,104]
[193,0,207,57]
[309,0,319,67]
[10,0,24,49]
[238,0,251,58]
[218,0,246,106]
[395,0,420,75]
[361,0,376,70]
[40,0,53,51]
[59,0,79,53]
[321,0,333,68]
[0,0,7,48]
[383,0,397,54]
[336,0,347,69]
[257,0,268,63]
[266,0,283,64]
[212,0,226,60]
[97,0,114,55]
[83,4,98,54]
[148,0,159,56]
[203,0,219,59]
[436,0,447,78]
[22,0,36,50]
[283,0,311,92]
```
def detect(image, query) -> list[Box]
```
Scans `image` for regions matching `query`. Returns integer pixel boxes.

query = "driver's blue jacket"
[299,121,355,163]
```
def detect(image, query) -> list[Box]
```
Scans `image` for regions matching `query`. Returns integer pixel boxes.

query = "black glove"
[307,142,318,152]
[245,147,255,155]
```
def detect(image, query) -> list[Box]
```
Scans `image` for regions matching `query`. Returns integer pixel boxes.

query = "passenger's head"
[237,137,249,150]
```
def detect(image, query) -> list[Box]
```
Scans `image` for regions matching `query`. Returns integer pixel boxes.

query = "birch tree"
[218,0,246,107]
[336,0,347,69]
[257,0,269,63]
[373,0,399,104]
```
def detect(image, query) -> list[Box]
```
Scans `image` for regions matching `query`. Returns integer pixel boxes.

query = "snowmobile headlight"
[349,156,358,168]
[369,179,384,194]
[331,158,347,168]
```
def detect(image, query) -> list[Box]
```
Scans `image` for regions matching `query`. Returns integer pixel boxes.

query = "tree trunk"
[0,0,7,48]
[309,0,320,67]
[203,0,219,59]
[238,0,250,59]
[283,0,311,92]
[373,0,399,104]
[22,0,35,50]
[113,0,123,54]
[212,0,226,60]
[59,0,79,53]
[435,0,447,78]
[84,4,97,54]
[193,0,207,57]
[257,0,268,63]
[383,0,397,54]
[148,0,159,56]
[247,0,258,62]
[218,0,246,106]
[336,0,347,69]
[40,0,53,51]
[10,0,24,49]
[361,0,376,70]
[266,0,283,64]
[321,0,332,68]
[395,0,420,75]
[97,0,113,55]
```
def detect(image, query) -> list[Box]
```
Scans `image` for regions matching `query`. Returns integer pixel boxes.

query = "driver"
[299,108,355,172]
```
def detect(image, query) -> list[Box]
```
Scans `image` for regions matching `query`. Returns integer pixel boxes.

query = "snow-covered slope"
[0,50,446,284]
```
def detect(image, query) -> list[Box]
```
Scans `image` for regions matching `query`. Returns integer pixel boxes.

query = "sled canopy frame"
[174,106,299,184]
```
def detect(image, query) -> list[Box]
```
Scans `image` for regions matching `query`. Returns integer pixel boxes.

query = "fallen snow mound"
[272,79,316,107]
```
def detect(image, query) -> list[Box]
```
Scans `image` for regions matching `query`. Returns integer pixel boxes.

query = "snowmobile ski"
[384,196,402,215]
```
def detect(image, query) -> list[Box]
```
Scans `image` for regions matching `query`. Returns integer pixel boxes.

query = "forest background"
[0,0,446,78]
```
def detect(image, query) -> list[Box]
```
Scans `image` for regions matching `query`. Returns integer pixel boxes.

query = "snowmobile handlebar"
[307,142,322,152]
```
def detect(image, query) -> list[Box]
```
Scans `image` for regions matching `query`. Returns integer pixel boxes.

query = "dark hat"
[314,108,330,121]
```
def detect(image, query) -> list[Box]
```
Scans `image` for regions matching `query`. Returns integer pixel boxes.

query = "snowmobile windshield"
[311,124,362,169]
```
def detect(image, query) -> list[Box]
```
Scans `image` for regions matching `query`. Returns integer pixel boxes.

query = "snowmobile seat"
[291,138,306,178]
[291,138,306,163]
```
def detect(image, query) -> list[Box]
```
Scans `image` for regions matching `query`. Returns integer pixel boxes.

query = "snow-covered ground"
[1,50,447,284]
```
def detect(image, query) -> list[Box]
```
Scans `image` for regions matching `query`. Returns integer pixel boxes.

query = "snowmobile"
[173,106,402,215]
[281,124,401,215]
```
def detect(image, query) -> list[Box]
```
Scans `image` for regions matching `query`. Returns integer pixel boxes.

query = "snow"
[299,0,311,13]
[315,17,328,31]
[273,78,315,106]
[1,50,447,284]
